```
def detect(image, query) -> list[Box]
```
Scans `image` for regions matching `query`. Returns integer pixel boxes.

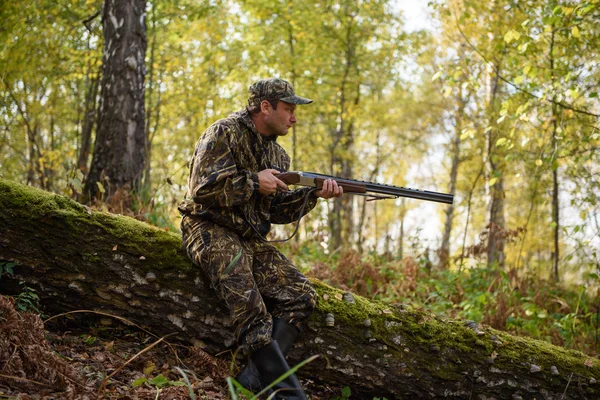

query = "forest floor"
[0,296,348,400]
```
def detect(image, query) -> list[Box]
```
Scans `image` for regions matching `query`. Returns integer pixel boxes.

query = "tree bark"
[77,72,100,174]
[85,0,147,202]
[439,79,467,269]
[1,179,599,399]
[549,28,561,283]
[485,55,506,269]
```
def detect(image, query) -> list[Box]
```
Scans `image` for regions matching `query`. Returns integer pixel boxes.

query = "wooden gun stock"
[277,172,367,193]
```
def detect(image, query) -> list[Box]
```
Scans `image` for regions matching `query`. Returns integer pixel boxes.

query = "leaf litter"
[0,296,344,399]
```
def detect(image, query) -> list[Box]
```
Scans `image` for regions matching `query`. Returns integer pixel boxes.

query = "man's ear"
[260,100,272,115]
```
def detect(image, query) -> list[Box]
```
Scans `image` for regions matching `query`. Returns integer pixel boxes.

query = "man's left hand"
[315,179,343,199]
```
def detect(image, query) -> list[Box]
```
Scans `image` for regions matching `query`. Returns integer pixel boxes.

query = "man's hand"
[257,169,289,196]
[315,179,344,199]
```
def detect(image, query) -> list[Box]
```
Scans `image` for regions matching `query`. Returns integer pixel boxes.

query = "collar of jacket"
[235,108,280,142]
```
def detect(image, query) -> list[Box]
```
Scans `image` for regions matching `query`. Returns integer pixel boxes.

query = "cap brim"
[280,95,313,105]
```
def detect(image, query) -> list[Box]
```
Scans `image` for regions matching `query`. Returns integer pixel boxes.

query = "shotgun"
[276,171,453,205]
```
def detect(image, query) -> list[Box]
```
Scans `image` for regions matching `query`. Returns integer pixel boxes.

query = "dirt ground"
[0,296,347,400]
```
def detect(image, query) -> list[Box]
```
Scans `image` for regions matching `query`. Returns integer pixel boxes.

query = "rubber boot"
[235,359,262,392]
[272,318,299,354]
[235,318,300,391]
[250,340,308,400]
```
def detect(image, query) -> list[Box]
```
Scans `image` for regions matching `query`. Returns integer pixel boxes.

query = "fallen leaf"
[491,351,498,359]
[143,361,156,375]
[584,358,594,368]
[334,293,343,301]
[322,294,329,301]
[139,256,146,260]
[112,245,118,251]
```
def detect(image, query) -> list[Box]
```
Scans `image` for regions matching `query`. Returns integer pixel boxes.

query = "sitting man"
[178,78,343,399]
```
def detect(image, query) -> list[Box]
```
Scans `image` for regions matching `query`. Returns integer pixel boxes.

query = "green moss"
[3,179,599,386]
[0,179,190,272]
[0,179,86,217]
[312,278,599,384]
[492,329,599,377]
[313,280,494,356]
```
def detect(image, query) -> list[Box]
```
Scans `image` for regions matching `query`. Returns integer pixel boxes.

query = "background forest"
[1,0,599,365]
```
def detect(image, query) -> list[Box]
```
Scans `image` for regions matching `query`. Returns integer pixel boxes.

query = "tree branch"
[449,8,600,118]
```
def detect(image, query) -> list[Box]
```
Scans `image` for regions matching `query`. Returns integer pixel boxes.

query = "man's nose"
[290,114,296,123]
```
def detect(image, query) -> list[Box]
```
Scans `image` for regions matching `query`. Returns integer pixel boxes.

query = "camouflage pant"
[181,215,316,353]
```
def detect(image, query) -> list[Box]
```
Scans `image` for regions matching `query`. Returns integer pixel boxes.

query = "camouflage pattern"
[248,78,312,110]
[178,103,317,353]
[178,108,318,237]
[181,216,316,353]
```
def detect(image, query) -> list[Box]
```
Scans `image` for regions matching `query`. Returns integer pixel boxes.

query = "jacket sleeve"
[269,186,318,224]
[188,123,258,208]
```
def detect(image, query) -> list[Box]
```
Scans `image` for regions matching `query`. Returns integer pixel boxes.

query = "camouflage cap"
[248,78,313,109]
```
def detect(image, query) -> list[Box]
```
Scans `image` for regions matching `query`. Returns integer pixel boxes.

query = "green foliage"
[331,386,352,400]
[80,334,97,345]
[0,261,41,314]
[174,367,197,400]
[286,240,599,356]
[0,261,16,279]
[131,373,187,390]
[14,282,40,314]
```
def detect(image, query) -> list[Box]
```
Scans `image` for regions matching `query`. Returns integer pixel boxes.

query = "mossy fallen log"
[0,179,598,399]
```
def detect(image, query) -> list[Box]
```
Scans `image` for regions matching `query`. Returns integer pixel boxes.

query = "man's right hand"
[257,169,289,196]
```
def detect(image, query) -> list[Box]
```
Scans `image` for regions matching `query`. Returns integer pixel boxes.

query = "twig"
[561,372,574,399]
[0,373,53,387]
[449,4,599,118]
[82,10,102,33]
[97,333,175,393]
[44,309,186,367]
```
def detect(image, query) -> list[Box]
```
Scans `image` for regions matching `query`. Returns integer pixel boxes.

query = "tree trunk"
[1,179,599,400]
[439,122,461,269]
[440,80,467,269]
[77,73,100,174]
[549,28,560,283]
[487,176,506,268]
[485,54,506,269]
[85,0,148,202]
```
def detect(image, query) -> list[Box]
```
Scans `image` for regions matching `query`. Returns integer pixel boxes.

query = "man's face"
[264,101,297,136]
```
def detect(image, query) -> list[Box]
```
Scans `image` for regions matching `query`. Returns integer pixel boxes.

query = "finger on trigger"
[277,179,289,191]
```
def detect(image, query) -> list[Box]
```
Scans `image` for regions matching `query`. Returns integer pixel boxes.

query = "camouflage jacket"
[178,108,317,238]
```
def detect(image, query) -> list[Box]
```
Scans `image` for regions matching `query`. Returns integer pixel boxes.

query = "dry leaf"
[334,293,343,301]
[139,256,146,260]
[491,351,498,359]
[322,294,329,301]
[112,245,118,251]
[584,358,594,368]
[143,361,157,375]
[382,309,392,314]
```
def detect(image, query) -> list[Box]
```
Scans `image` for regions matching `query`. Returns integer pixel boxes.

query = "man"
[178,78,343,399]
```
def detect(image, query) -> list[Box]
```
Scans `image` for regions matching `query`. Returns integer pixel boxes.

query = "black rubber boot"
[272,318,299,354]
[235,360,262,392]
[250,340,308,400]
[235,318,300,392]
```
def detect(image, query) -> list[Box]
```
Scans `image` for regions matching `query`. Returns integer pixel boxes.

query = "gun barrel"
[279,172,453,205]
[365,182,454,204]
